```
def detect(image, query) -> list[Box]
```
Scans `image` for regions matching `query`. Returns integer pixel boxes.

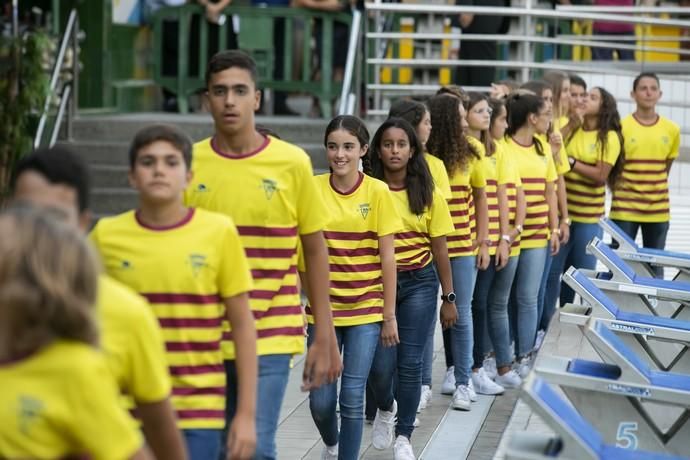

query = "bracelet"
[551,228,561,236]
[562,218,572,226]
[383,317,396,323]
[500,234,512,244]
[479,238,492,247]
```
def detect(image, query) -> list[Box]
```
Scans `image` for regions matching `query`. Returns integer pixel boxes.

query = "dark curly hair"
[368,118,434,215]
[426,94,480,177]
[505,91,546,157]
[323,115,371,174]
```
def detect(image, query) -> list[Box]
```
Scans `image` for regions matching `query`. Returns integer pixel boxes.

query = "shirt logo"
[262,179,278,200]
[196,183,209,193]
[661,136,669,144]
[188,253,208,277]
[18,395,43,435]
[359,203,370,219]
[120,260,133,270]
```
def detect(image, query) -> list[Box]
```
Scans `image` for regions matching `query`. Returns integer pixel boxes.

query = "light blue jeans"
[184,429,222,460]
[472,256,519,369]
[450,255,478,386]
[308,322,381,460]
[543,222,602,327]
[509,247,548,358]
[224,354,292,460]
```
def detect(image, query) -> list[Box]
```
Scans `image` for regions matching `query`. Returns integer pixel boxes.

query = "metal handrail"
[338,8,362,115]
[556,5,690,14]
[34,8,79,149]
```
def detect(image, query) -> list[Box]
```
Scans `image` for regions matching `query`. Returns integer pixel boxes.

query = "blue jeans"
[421,300,437,387]
[536,251,553,334]
[184,429,222,460]
[509,247,547,358]
[472,256,519,369]
[308,322,381,460]
[369,263,439,438]
[544,222,602,320]
[612,219,670,278]
[449,255,478,386]
[224,354,291,460]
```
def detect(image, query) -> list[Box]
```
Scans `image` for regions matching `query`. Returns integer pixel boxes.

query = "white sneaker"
[483,357,497,380]
[495,369,522,389]
[394,435,416,460]
[516,356,532,379]
[414,417,420,427]
[320,443,338,460]
[417,385,432,412]
[452,385,471,411]
[467,377,478,402]
[372,400,397,450]
[471,368,505,395]
[441,366,456,395]
[533,329,546,352]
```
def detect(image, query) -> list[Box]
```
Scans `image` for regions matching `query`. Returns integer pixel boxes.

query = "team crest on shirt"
[188,253,208,276]
[589,143,596,153]
[18,395,43,435]
[196,183,210,193]
[262,179,278,200]
[359,203,370,219]
[661,136,669,144]
[120,260,133,270]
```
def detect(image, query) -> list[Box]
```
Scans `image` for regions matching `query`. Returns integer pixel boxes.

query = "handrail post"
[11,0,18,39]
[339,9,361,115]
[68,14,79,141]
[520,0,532,82]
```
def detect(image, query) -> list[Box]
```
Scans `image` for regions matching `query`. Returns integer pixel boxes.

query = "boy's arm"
[224,292,257,460]
[138,400,188,460]
[300,230,341,391]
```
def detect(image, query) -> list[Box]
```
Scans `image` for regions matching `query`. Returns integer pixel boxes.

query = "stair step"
[92,187,138,216]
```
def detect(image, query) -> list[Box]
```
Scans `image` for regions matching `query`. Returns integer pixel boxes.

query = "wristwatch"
[515,224,523,234]
[441,292,456,303]
[562,218,572,226]
[551,228,561,236]
[568,156,577,168]
[501,234,512,244]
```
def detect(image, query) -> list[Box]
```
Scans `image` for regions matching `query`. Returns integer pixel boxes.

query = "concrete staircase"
[60,113,330,217]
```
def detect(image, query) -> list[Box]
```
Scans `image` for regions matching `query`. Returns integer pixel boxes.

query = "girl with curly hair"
[426,93,489,411]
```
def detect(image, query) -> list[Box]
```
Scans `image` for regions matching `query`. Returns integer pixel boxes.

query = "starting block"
[532,318,690,456]
[505,374,686,460]
[560,267,690,373]
[585,237,690,321]
[599,218,690,282]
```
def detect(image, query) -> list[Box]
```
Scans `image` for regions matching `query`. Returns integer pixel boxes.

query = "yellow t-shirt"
[390,186,454,270]
[505,137,557,249]
[446,138,487,258]
[425,153,452,200]
[0,341,142,460]
[494,141,523,257]
[610,114,680,223]
[565,128,621,223]
[306,173,402,327]
[99,275,171,410]
[90,208,253,430]
[185,135,327,358]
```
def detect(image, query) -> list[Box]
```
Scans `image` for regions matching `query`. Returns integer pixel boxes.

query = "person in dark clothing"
[453,0,510,88]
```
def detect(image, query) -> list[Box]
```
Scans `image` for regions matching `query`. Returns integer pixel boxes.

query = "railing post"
[520,0,533,83]
[339,9,361,115]
[11,0,18,39]
[68,14,79,141]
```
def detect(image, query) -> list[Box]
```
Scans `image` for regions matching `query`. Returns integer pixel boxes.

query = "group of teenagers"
[0,47,680,460]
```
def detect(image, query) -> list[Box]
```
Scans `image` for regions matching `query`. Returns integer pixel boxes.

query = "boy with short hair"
[610,72,681,276]
[90,124,258,460]
[184,50,340,459]
[10,146,188,460]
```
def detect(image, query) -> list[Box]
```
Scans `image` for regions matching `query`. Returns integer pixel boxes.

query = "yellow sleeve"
[555,146,570,175]
[496,150,510,186]
[669,123,680,160]
[545,150,558,183]
[70,354,143,460]
[217,221,254,298]
[470,157,487,188]
[426,154,452,200]
[127,298,172,404]
[376,187,403,237]
[296,156,328,235]
[603,130,621,166]
[428,188,455,237]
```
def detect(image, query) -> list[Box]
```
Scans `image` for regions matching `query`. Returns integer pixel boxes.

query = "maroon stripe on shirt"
[623,166,667,174]
[330,262,382,273]
[331,277,382,289]
[253,304,303,320]
[521,232,548,240]
[625,159,667,165]
[450,209,470,218]
[614,186,668,195]
[610,206,670,214]
[525,211,549,219]
[395,242,428,254]
[567,198,604,208]
[524,222,548,230]
[251,266,297,280]
[447,234,473,242]
[331,290,384,304]
[619,176,668,185]
[169,364,224,376]
[224,326,305,342]
[324,230,378,241]
[452,221,471,230]
[524,189,545,196]
[398,251,431,267]
[176,409,225,419]
[565,177,596,188]
[569,210,605,219]
[328,246,379,257]
[158,317,223,328]
[396,231,429,240]
[612,196,669,205]
[521,178,546,184]
[250,285,299,300]
[236,226,298,237]
[166,341,220,352]
[244,247,296,258]
[307,305,384,318]
[142,293,222,304]
[172,386,225,396]
[565,188,604,199]
[451,185,470,192]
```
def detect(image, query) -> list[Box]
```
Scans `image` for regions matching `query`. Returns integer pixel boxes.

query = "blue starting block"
[599,218,690,282]
[532,318,690,456]
[505,374,687,460]
[560,267,690,373]
[585,237,690,321]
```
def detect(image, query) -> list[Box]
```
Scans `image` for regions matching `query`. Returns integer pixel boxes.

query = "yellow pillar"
[399,17,414,84]
[440,18,451,85]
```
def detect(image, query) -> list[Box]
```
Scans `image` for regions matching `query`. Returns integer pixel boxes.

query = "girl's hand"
[476,242,490,270]
[495,239,510,271]
[559,222,570,245]
[550,232,560,256]
[549,131,563,154]
[381,318,399,347]
[440,301,458,330]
